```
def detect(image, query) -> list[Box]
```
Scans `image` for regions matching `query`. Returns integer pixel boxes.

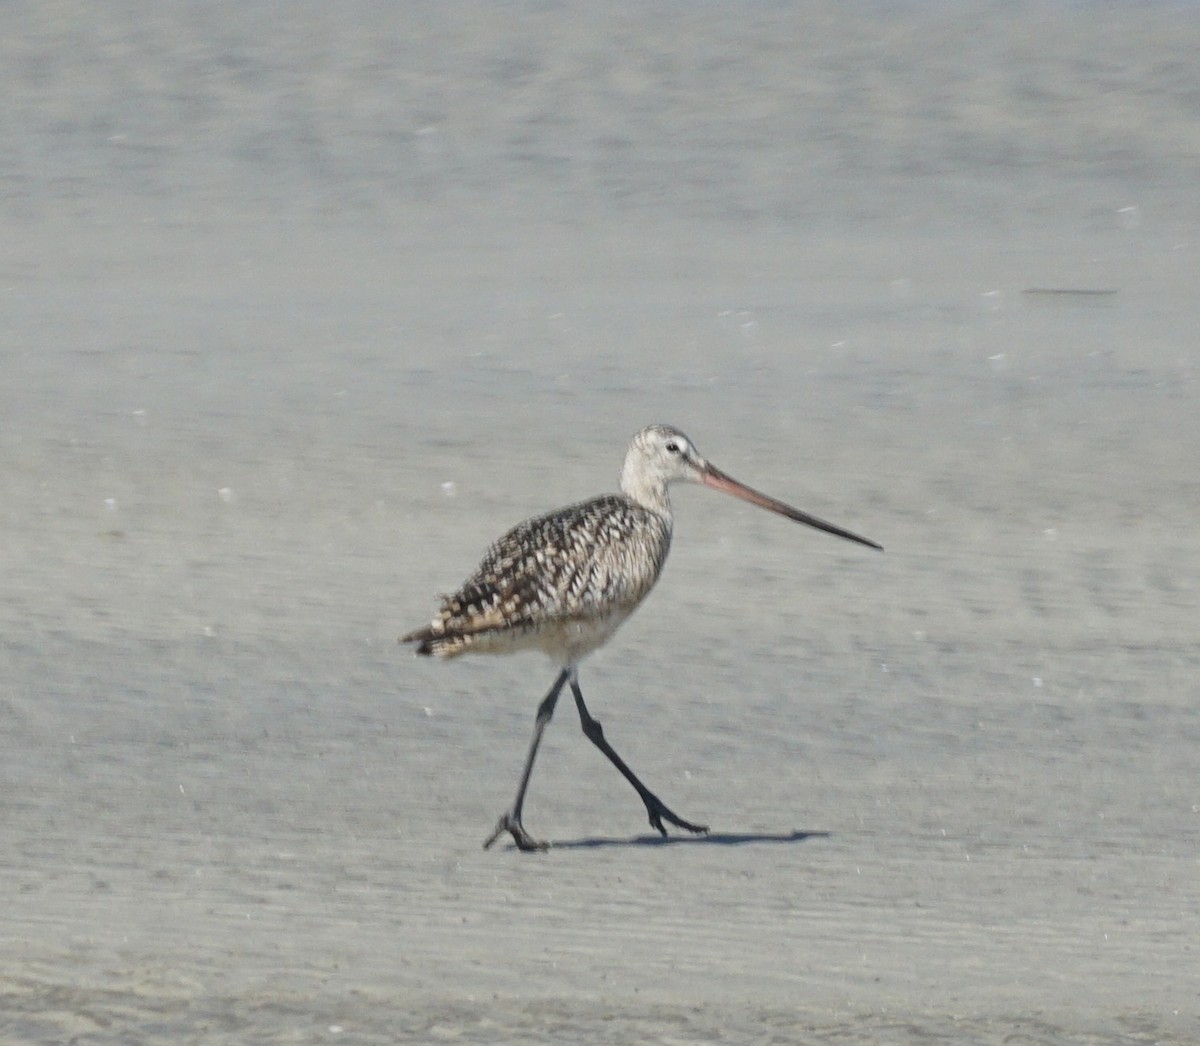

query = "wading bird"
[401,424,880,851]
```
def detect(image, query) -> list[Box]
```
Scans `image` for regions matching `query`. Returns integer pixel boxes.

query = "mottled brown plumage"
[400,493,670,663]
[400,424,880,851]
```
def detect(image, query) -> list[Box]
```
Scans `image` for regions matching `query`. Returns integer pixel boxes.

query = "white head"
[619,424,707,513]
[619,423,883,550]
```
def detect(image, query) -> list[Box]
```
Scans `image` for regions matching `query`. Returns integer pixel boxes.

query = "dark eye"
[665,441,680,454]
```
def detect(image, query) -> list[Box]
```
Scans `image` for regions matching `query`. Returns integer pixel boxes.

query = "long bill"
[699,463,883,551]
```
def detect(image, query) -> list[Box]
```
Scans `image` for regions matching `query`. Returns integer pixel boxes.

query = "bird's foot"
[483,812,549,852]
[644,794,708,839]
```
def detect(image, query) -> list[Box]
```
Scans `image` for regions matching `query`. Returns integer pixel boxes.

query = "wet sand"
[2,2,1198,1042]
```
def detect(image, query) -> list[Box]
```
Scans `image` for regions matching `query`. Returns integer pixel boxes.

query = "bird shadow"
[536,829,829,851]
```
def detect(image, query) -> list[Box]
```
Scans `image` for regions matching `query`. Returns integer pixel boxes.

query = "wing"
[400,494,671,658]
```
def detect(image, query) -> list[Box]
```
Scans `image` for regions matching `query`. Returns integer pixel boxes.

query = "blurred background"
[2,3,1197,1042]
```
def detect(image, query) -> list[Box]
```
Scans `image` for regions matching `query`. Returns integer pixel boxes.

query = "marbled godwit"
[401,424,881,851]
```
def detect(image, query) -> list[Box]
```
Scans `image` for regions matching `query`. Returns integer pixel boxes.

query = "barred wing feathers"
[400,494,671,658]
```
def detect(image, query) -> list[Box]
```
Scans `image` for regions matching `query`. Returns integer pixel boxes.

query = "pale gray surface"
[2,2,1198,1043]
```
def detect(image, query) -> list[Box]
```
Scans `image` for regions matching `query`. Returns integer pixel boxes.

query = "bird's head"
[620,423,882,550]
[620,425,707,507]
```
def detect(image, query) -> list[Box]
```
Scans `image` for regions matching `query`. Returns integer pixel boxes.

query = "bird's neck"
[620,472,673,518]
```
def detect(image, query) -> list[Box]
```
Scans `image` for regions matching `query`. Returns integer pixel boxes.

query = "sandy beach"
[2,2,1198,1042]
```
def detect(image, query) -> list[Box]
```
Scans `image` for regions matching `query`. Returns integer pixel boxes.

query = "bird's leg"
[569,677,708,839]
[483,668,571,852]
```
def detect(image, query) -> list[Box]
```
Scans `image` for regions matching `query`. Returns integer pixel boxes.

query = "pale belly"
[464,606,637,667]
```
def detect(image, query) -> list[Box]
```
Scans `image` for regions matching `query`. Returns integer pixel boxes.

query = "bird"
[400,424,881,851]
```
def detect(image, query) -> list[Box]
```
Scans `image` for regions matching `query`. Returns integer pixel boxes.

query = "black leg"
[569,676,708,839]
[483,668,570,851]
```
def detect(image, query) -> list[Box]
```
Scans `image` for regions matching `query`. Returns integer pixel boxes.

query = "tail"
[398,626,437,656]
[399,625,472,658]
